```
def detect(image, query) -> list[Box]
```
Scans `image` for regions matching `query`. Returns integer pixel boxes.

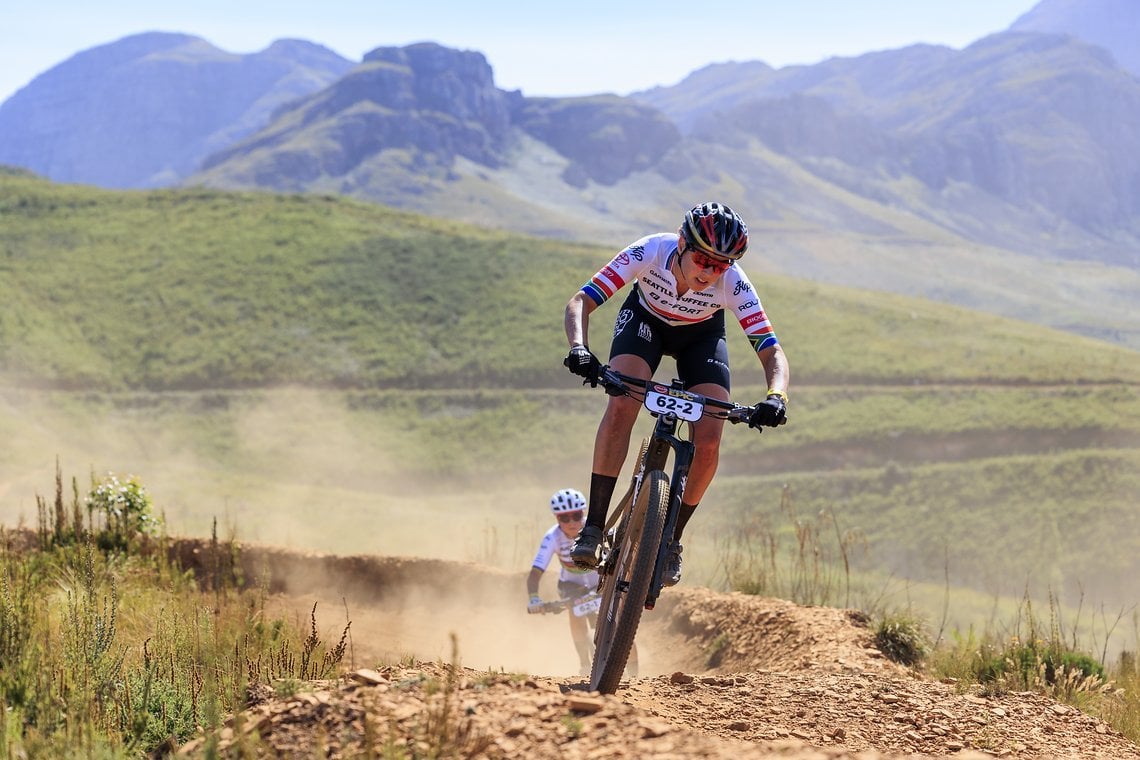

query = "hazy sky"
[2,1,1040,105]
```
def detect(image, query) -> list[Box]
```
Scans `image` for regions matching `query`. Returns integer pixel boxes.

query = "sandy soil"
[170,540,1140,759]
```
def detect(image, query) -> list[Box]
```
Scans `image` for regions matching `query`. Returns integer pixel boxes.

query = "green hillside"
[3,171,1137,391]
[0,171,597,390]
[1,173,1137,631]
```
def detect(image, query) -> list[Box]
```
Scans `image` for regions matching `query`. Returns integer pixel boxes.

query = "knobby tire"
[589,468,669,693]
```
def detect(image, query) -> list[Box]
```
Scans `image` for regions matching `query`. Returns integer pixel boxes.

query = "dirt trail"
[172,540,1140,759]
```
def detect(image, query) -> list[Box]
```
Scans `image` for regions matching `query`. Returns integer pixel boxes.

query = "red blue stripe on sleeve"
[741,311,779,353]
[581,265,627,306]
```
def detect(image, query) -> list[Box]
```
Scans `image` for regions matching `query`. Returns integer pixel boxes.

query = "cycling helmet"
[550,488,586,514]
[679,202,748,260]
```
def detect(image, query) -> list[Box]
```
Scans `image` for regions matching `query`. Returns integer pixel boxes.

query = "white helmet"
[549,488,586,514]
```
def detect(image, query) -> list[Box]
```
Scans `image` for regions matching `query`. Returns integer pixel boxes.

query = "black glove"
[748,394,787,428]
[564,344,601,386]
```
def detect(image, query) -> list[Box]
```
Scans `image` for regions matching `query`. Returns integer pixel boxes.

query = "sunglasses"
[688,248,733,273]
[557,511,585,523]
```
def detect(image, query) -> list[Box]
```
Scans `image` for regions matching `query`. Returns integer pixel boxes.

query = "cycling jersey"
[532,524,599,587]
[580,233,779,356]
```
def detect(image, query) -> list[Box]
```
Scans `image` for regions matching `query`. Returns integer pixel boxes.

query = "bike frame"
[636,377,695,611]
[598,370,750,608]
[584,366,779,693]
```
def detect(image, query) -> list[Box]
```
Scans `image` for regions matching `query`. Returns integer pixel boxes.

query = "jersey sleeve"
[726,268,779,354]
[579,237,652,306]
[531,525,558,571]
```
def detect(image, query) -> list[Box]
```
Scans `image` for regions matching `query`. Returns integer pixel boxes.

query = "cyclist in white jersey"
[562,202,790,586]
[526,488,638,677]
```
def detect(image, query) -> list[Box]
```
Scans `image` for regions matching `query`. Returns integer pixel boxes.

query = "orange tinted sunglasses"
[688,248,733,273]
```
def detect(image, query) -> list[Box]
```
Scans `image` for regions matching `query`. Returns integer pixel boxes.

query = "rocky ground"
[169,541,1139,759]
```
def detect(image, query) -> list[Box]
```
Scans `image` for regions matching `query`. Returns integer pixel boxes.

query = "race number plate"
[572,595,602,617]
[643,385,704,422]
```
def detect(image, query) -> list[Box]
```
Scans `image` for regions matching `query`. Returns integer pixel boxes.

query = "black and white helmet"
[549,488,586,514]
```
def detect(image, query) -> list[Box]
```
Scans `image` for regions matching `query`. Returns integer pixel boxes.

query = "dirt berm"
[171,539,1139,759]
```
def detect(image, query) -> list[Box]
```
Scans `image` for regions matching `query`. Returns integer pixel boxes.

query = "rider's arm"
[727,268,789,398]
[567,235,660,348]
[564,291,598,349]
[757,344,790,399]
[526,567,543,596]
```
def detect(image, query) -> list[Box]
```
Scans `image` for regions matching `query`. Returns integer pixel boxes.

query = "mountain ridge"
[2,2,1139,350]
[0,31,353,188]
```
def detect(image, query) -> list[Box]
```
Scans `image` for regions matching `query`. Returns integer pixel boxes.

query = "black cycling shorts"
[608,287,731,391]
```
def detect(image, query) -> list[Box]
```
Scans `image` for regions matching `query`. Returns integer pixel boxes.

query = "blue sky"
[2,0,1040,105]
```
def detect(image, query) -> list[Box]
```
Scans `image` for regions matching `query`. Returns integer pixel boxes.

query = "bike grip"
[599,366,624,395]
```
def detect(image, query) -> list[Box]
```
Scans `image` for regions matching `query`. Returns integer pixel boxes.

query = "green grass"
[919,594,1140,743]
[2,172,1138,392]
[705,448,1140,607]
[0,175,598,390]
[0,479,349,756]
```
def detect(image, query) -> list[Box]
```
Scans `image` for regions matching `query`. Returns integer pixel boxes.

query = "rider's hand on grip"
[527,595,544,614]
[564,344,601,387]
[748,394,787,428]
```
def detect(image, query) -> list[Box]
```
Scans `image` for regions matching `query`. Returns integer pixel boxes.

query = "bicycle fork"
[641,417,695,611]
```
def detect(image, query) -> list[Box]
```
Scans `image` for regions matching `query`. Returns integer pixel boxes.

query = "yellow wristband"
[766,389,788,403]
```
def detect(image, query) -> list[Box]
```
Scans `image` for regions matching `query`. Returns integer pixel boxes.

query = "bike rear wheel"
[589,468,669,693]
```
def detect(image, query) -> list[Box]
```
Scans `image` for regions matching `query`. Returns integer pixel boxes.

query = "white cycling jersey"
[532,524,599,587]
[580,233,779,354]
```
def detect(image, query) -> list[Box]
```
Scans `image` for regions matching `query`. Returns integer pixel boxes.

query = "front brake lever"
[726,406,753,426]
[600,366,625,396]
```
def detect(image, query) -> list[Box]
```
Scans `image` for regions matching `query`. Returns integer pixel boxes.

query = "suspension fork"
[642,415,695,611]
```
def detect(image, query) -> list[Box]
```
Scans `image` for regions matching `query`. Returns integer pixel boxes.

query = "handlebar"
[537,591,601,615]
[538,599,571,614]
[595,366,784,426]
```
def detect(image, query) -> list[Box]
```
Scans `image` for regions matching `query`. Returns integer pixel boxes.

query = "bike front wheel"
[589,468,669,693]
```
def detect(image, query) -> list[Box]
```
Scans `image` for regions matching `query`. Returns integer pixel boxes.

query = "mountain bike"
[586,366,782,693]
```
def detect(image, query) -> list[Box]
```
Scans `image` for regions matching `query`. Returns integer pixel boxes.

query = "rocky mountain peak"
[1011,0,1140,75]
[359,42,511,139]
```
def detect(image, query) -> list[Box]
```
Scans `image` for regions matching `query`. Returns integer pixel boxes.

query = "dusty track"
[172,540,1140,759]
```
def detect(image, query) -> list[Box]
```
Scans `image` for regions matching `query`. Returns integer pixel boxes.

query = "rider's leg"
[681,382,729,514]
[671,325,730,536]
[673,502,698,542]
[663,382,728,586]
[583,353,652,532]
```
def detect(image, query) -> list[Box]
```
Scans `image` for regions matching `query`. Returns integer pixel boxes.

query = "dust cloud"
[9,385,1133,665]
[206,541,700,679]
[0,385,583,573]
